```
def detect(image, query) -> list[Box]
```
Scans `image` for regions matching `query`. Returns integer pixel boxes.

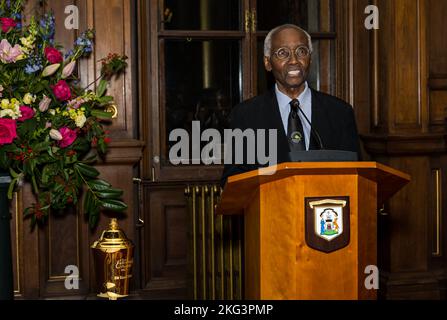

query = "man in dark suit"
[221,24,361,185]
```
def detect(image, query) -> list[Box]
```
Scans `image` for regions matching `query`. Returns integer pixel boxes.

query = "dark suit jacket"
[221,88,361,185]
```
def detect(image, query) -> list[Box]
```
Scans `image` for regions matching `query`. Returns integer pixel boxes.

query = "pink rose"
[58,127,77,148]
[0,18,17,33]
[0,118,17,145]
[51,80,71,101]
[44,47,63,64]
[18,106,35,122]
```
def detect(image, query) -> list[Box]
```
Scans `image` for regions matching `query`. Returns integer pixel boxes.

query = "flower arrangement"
[0,0,128,228]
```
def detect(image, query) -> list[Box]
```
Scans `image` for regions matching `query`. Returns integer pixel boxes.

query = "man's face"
[264,28,311,96]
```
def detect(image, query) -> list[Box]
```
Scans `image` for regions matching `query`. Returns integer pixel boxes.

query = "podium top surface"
[217,162,410,215]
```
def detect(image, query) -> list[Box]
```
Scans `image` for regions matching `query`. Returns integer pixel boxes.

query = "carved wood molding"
[97,139,145,165]
[429,77,447,90]
[362,134,447,155]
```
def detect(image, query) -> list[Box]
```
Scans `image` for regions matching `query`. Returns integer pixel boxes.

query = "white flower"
[62,60,76,79]
[39,95,52,112]
[74,114,87,128]
[0,109,15,118]
[23,93,36,105]
[42,63,60,77]
[49,129,63,141]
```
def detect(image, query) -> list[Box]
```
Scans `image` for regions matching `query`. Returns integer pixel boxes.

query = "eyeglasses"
[272,46,311,60]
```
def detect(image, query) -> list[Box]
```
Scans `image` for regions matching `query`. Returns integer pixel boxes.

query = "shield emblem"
[305,197,350,253]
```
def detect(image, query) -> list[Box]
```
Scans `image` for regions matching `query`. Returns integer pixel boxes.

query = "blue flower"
[39,13,56,41]
[74,31,94,56]
[65,49,74,59]
[24,56,43,74]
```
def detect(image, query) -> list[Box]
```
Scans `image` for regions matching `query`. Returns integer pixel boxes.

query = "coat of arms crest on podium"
[305,197,350,253]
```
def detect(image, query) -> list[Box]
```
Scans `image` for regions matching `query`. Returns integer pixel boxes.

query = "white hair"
[263,24,313,57]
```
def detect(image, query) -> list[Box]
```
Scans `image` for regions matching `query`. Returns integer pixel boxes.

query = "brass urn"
[91,218,134,299]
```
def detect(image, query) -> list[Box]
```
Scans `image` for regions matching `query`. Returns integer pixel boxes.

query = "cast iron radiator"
[185,184,244,300]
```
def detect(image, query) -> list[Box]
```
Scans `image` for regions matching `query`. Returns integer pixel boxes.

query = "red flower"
[18,106,35,122]
[0,118,17,145]
[58,127,77,148]
[0,17,17,33]
[66,150,77,157]
[51,80,71,101]
[44,47,63,64]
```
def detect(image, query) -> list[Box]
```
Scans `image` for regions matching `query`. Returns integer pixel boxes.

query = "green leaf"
[30,215,37,230]
[98,96,114,106]
[19,118,37,136]
[91,110,113,119]
[100,199,127,212]
[9,168,18,179]
[88,207,100,229]
[89,179,111,191]
[32,141,51,153]
[96,188,124,199]
[7,179,16,200]
[31,174,39,195]
[83,191,93,215]
[96,79,108,97]
[0,149,10,168]
[81,155,98,164]
[63,169,69,181]
[75,162,100,178]
[41,165,53,184]
[33,82,46,93]
[23,207,33,218]
[98,140,107,154]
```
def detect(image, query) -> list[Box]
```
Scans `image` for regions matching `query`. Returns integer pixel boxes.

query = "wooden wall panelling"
[351,0,371,136]
[394,0,425,131]
[387,157,429,273]
[363,0,447,300]
[375,0,428,134]
[137,0,152,180]
[11,193,24,298]
[335,0,352,102]
[372,0,391,133]
[375,156,440,299]
[429,156,447,299]
[140,182,188,299]
[426,0,447,297]
[17,185,40,299]
[428,0,447,131]
[85,0,135,139]
[428,0,447,75]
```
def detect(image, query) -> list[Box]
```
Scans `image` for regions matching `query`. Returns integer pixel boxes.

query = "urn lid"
[91,218,133,250]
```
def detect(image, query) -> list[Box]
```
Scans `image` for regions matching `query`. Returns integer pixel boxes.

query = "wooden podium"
[216,162,410,300]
